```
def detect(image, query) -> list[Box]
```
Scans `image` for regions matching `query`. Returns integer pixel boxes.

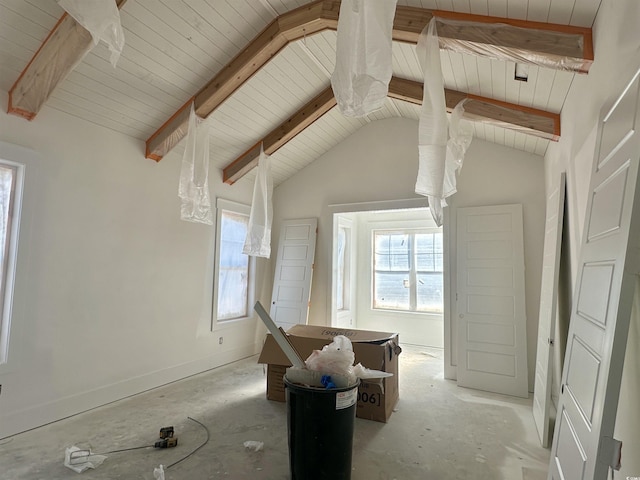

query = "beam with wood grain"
[7,0,128,121]
[223,86,336,184]
[387,77,560,141]
[223,76,560,184]
[146,0,590,162]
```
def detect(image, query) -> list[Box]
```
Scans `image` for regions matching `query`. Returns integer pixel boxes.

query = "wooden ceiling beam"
[7,0,128,121]
[387,77,560,141]
[146,0,591,162]
[146,1,339,161]
[223,77,560,184]
[223,86,336,185]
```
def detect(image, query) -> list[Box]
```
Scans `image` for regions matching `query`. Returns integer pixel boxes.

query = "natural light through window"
[216,208,250,321]
[336,226,348,311]
[373,230,443,313]
[0,162,18,364]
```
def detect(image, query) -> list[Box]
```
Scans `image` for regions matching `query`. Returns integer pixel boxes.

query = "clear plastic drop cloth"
[443,99,473,198]
[178,102,213,225]
[58,0,125,67]
[331,0,398,117]
[415,18,447,225]
[242,145,273,258]
[415,19,472,226]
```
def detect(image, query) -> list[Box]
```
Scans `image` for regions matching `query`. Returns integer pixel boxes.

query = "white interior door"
[456,204,528,398]
[548,68,640,480]
[270,218,317,331]
[533,172,567,448]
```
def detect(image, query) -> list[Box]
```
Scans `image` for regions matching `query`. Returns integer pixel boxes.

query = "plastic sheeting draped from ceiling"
[179,102,213,225]
[57,0,125,67]
[331,0,398,117]
[415,18,473,226]
[243,145,273,258]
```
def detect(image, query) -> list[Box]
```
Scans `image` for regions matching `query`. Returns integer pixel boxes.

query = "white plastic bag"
[242,145,273,257]
[58,0,125,67]
[178,102,213,225]
[331,0,398,117]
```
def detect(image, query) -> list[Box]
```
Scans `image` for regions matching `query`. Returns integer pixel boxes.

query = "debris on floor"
[244,440,264,452]
[153,464,165,480]
[64,445,106,473]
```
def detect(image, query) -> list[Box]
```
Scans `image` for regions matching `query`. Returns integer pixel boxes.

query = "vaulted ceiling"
[0,0,602,187]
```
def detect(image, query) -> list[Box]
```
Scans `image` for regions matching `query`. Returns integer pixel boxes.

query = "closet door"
[456,204,528,398]
[549,68,640,480]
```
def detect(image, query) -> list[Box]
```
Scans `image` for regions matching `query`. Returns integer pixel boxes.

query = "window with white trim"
[373,229,443,313]
[0,161,21,364]
[214,199,255,323]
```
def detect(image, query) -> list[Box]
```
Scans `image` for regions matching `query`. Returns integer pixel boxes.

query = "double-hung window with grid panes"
[373,229,443,313]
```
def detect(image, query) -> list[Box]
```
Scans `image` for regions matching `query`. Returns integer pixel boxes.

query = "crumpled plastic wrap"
[415,19,473,226]
[242,144,273,258]
[301,335,394,388]
[305,335,356,384]
[331,0,398,117]
[178,102,213,225]
[244,440,264,452]
[58,0,125,67]
[153,464,165,480]
[414,18,447,225]
[444,99,473,196]
[427,99,474,224]
[64,446,106,474]
[8,1,125,119]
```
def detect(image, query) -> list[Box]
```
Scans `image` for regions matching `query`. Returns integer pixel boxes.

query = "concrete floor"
[0,345,549,479]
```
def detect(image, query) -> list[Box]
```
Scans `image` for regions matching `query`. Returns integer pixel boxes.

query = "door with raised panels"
[548,67,640,480]
[456,204,528,398]
[270,218,317,331]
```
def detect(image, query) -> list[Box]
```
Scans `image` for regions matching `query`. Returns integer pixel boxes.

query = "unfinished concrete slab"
[0,345,549,479]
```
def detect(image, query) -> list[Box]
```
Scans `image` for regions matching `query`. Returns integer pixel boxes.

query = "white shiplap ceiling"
[0,0,602,187]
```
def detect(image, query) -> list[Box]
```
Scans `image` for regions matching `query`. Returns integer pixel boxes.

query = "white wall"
[272,117,545,393]
[272,118,428,328]
[0,92,263,439]
[544,0,640,475]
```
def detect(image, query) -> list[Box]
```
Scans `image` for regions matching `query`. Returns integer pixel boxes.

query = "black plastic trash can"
[284,377,359,480]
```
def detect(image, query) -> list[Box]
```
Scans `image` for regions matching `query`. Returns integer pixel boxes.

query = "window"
[336,225,349,310]
[214,199,254,323]
[0,161,21,364]
[373,230,443,313]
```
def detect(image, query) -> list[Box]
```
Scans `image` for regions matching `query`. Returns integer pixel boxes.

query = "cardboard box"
[257,325,401,423]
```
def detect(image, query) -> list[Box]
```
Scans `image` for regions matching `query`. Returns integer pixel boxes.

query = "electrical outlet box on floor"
[258,325,401,423]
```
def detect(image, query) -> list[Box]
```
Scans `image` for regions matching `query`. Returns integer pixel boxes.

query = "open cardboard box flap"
[258,324,401,368]
[258,324,401,422]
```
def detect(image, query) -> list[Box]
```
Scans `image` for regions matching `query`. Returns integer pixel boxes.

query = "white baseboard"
[0,342,261,439]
